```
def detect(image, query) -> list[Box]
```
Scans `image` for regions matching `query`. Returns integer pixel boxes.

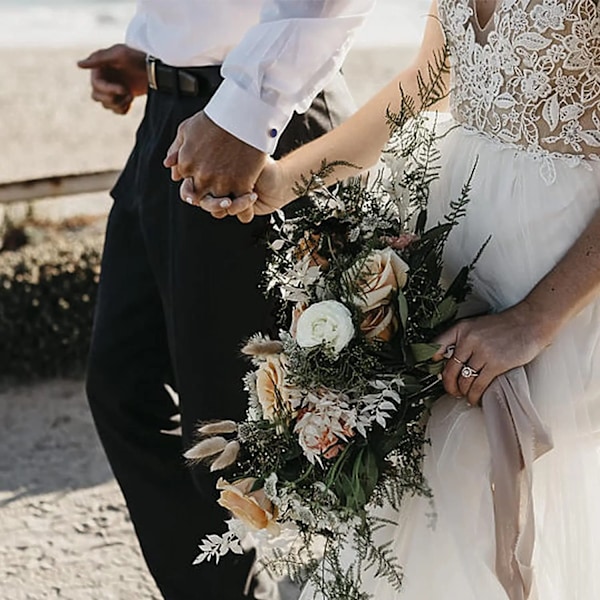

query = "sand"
[0,43,417,599]
[0,380,162,600]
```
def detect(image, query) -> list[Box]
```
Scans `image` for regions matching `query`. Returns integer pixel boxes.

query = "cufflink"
[269,128,278,138]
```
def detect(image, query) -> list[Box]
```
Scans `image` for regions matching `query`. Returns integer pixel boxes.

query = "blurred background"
[0,1,427,598]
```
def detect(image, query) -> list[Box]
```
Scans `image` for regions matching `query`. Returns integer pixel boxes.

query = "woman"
[191,1,600,597]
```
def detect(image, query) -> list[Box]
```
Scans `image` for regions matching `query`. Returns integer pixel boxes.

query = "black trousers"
[86,72,354,600]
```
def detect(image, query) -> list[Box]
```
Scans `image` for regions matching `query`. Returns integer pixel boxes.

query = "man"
[78,2,374,599]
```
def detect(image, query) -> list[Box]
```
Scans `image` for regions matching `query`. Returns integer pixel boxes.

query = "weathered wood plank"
[0,171,120,204]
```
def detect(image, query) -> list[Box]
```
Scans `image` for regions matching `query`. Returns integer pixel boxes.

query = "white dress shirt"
[126,1,374,153]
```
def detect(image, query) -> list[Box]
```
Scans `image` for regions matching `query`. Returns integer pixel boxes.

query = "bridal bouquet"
[188,53,475,599]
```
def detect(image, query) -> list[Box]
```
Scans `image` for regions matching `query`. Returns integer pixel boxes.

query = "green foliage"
[0,227,102,380]
[284,338,380,393]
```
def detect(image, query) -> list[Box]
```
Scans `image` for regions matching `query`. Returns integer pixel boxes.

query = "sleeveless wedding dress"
[300,1,600,598]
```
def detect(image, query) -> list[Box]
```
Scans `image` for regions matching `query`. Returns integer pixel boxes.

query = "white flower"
[295,300,355,355]
[193,529,243,565]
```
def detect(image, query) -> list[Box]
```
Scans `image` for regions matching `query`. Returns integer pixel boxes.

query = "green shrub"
[0,226,103,380]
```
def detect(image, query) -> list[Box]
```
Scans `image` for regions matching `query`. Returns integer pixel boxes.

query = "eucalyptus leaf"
[398,290,409,329]
[426,361,445,375]
[444,265,471,303]
[410,342,441,363]
[426,296,457,328]
[417,222,452,242]
[415,208,428,234]
[362,449,379,499]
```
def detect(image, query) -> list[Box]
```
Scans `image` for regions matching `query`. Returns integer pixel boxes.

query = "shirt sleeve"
[203,0,375,154]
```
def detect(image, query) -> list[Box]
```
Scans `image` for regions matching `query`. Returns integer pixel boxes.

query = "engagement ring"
[460,365,479,379]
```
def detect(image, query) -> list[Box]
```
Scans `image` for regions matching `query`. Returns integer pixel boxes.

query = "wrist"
[513,296,565,349]
[273,158,295,206]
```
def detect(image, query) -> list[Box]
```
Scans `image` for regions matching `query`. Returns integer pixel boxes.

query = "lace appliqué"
[438,0,600,184]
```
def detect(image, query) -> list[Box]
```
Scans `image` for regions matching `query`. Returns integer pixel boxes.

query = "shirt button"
[269,128,278,138]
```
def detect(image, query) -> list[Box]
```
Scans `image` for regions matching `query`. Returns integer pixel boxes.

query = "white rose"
[295,300,355,355]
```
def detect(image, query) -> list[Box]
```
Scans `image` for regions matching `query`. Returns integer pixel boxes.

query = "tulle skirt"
[302,122,600,599]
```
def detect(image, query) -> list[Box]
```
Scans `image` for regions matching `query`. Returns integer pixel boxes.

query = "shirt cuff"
[203,78,292,155]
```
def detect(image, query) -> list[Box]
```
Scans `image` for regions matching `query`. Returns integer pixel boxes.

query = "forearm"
[205,0,374,153]
[276,1,447,203]
[278,67,447,200]
[521,207,600,342]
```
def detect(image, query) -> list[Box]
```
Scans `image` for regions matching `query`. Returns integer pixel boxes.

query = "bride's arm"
[434,207,600,405]
[262,1,448,206]
[198,0,447,220]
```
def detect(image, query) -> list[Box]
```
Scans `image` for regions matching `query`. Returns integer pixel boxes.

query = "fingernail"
[249,193,258,202]
[184,197,194,205]
[219,199,231,208]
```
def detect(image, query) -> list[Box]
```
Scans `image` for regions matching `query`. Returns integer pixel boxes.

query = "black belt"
[146,55,223,97]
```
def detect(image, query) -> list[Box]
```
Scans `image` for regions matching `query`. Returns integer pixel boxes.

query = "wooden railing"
[0,170,120,205]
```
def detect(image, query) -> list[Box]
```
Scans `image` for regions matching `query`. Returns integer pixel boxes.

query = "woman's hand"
[432,301,555,406]
[193,158,292,223]
[251,158,291,216]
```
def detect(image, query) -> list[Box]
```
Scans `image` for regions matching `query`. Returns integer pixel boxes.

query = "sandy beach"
[1,43,417,599]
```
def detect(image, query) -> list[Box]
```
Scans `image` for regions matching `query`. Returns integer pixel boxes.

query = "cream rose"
[217,478,279,534]
[295,300,355,355]
[255,356,293,421]
[352,248,409,312]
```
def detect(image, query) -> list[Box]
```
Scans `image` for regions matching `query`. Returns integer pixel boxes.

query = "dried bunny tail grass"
[241,335,284,357]
[184,436,227,462]
[198,420,238,435]
[210,441,241,472]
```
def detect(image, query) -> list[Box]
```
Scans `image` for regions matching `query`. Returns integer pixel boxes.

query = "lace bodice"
[438,0,600,182]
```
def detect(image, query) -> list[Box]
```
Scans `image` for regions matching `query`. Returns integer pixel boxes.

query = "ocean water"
[0,0,431,49]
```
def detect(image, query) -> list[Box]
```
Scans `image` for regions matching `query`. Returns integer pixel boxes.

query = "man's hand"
[78,44,148,115]
[164,112,267,222]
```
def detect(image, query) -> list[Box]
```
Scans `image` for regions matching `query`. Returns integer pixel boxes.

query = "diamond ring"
[460,365,479,379]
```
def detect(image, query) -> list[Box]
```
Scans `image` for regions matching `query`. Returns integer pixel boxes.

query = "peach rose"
[256,356,293,421]
[217,478,279,533]
[360,304,400,342]
[352,248,409,312]
[349,248,409,342]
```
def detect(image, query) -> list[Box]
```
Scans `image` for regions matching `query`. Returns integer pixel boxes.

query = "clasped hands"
[77,44,283,223]
[164,111,286,223]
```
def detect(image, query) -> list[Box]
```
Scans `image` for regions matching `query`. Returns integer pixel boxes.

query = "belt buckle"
[146,54,158,90]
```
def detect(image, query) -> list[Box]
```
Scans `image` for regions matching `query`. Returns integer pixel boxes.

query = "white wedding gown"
[301,1,600,598]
